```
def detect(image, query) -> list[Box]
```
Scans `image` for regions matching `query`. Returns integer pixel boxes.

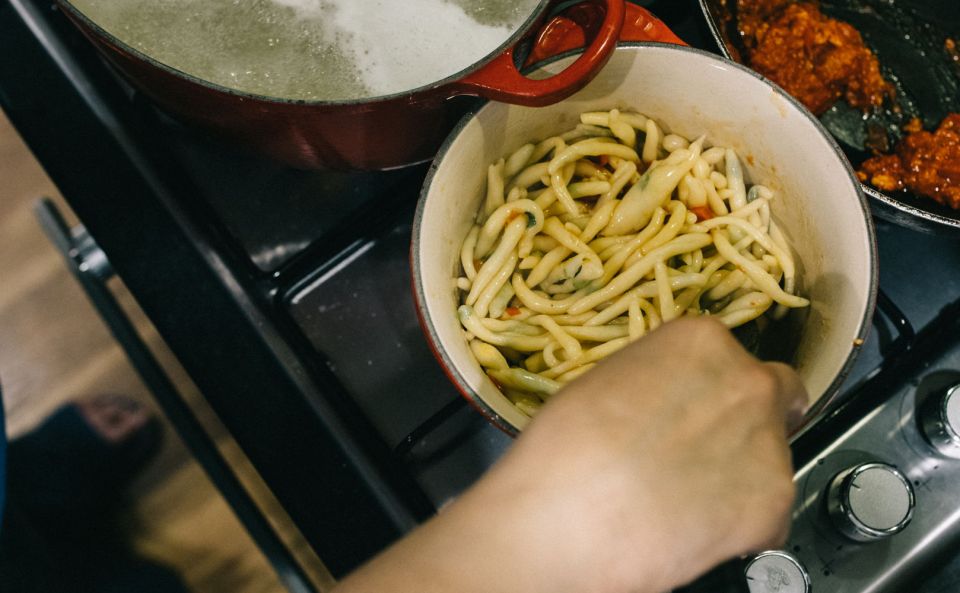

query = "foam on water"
[68,0,538,100]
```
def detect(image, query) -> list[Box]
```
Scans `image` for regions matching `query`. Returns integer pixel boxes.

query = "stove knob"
[826,462,914,542]
[919,383,960,458]
[744,551,810,593]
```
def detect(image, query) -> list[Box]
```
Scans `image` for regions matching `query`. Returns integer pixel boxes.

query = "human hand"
[480,316,807,592]
[334,317,807,593]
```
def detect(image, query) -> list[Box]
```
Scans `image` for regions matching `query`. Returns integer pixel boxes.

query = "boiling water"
[68,0,539,100]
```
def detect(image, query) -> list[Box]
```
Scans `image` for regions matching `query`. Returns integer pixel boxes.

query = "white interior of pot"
[415,44,875,433]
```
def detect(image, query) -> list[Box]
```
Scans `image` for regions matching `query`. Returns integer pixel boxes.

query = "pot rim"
[412,42,879,438]
[58,0,552,106]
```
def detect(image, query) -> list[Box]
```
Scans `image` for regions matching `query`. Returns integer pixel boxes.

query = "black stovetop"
[3,0,960,590]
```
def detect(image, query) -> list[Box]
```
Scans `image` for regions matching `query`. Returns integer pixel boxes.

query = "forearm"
[332,319,802,593]
[331,464,591,593]
[331,440,663,593]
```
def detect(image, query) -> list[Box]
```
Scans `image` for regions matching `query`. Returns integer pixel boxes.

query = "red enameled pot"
[57,0,630,170]
[412,14,875,438]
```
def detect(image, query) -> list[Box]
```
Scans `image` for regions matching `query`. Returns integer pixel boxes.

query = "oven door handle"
[34,197,319,593]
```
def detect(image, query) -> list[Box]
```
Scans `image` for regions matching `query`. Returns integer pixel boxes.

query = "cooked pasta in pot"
[455,109,810,417]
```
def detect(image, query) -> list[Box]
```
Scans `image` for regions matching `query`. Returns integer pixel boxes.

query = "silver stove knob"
[744,551,810,593]
[826,462,915,542]
[919,383,960,458]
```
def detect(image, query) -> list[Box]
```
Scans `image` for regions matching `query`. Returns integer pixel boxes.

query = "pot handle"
[523,1,685,69]
[452,0,625,107]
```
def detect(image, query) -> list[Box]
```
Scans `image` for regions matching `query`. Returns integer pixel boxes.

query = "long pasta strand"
[452,109,810,411]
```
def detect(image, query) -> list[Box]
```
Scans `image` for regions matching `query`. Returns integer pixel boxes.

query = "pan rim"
[696,0,960,233]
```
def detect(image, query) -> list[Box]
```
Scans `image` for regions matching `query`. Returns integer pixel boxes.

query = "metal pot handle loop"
[453,0,626,107]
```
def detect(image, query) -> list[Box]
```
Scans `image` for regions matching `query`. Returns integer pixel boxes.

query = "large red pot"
[58,0,630,170]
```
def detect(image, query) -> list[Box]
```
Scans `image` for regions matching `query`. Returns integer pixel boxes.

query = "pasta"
[455,109,810,417]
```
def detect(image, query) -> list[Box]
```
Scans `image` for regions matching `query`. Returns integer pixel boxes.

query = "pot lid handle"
[452,0,626,107]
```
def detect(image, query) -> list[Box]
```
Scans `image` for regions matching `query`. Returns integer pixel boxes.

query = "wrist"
[447,428,669,593]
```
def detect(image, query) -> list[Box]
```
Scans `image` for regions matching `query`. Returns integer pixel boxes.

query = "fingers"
[673,317,809,432]
[763,361,810,432]
[739,363,803,554]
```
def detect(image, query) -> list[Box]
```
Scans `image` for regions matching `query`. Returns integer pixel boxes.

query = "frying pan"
[699,0,960,233]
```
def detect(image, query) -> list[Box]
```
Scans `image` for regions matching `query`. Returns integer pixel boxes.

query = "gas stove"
[3,1,960,592]
[288,210,960,593]
[768,331,960,593]
[691,203,960,593]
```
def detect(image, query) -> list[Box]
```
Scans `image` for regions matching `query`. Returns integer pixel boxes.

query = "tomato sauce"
[858,114,960,210]
[737,1,893,115]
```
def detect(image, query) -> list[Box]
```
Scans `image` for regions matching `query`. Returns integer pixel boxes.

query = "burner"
[4,0,960,590]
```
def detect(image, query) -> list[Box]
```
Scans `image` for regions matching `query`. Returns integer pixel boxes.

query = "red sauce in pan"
[737,1,894,115]
[734,2,959,209]
[858,114,960,210]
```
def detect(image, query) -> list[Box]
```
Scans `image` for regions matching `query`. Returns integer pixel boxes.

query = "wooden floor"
[0,109,333,593]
